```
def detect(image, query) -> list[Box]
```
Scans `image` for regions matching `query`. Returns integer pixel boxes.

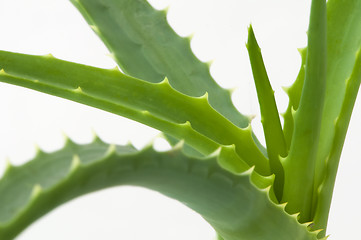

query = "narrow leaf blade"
[246,25,287,202]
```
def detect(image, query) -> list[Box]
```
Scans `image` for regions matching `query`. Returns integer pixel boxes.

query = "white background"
[0,0,360,239]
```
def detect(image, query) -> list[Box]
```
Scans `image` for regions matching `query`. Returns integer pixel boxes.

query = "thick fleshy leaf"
[69,0,267,154]
[281,0,361,232]
[246,25,287,201]
[282,0,327,222]
[0,137,319,240]
[313,46,361,232]
[312,0,361,232]
[0,51,269,175]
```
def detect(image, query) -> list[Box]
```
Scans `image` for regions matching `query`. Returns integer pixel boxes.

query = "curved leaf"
[69,0,267,154]
[70,0,250,127]
[0,51,270,175]
[0,137,319,240]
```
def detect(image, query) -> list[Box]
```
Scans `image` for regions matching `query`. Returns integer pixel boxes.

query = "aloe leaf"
[69,0,267,155]
[313,47,361,234]
[312,0,361,227]
[0,50,270,175]
[70,0,250,128]
[282,48,306,149]
[280,0,361,230]
[282,0,327,222]
[246,25,287,202]
[0,137,319,240]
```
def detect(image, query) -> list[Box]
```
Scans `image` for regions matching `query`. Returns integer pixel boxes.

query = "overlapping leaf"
[0,51,269,175]
[0,137,319,240]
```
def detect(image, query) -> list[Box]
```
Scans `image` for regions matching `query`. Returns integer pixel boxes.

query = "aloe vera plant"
[0,0,360,239]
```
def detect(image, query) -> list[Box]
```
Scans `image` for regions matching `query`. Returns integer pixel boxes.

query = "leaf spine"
[42,53,54,58]
[246,114,256,123]
[185,32,195,43]
[105,144,116,156]
[180,120,192,127]
[240,165,255,177]
[161,5,170,15]
[290,212,301,220]
[281,85,290,95]
[226,86,237,95]
[70,154,81,172]
[291,106,297,117]
[198,91,209,101]
[173,139,185,151]
[159,76,170,85]
[90,25,100,34]
[205,59,214,68]
[73,86,83,94]
[356,46,361,57]
[3,158,14,175]
[141,110,150,116]
[297,47,307,55]
[242,123,253,133]
[90,129,100,143]
[106,52,116,61]
[310,228,323,235]
[30,184,43,200]
[262,184,272,193]
[278,202,288,210]
[209,146,222,158]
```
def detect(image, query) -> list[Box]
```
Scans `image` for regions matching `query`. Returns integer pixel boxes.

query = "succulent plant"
[0,0,360,239]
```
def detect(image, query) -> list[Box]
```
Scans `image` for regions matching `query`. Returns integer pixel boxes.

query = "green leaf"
[282,48,306,150]
[69,0,267,154]
[0,137,319,240]
[0,51,269,175]
[246,25,287,202]
[70,0,250,128]
[281,0,361,232]
[313,47,361,232]
[282,0,327,222]
[312,0,361,231]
